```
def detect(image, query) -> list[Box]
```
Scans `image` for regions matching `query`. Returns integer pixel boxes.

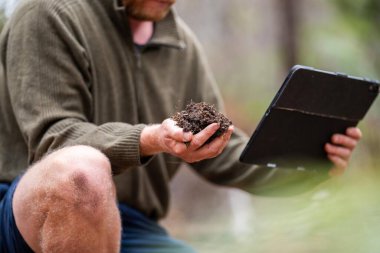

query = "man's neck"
[129,18,154,45]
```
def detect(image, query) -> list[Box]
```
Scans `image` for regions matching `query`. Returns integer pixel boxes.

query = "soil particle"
[171,102,232,144]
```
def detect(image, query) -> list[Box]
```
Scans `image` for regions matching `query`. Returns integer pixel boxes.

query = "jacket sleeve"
[4,1,147,174]
[192,128,329,196]
[178,19,329,196]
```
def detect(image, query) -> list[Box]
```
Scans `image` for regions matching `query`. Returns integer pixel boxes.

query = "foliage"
[332,0,380,35]
[330,0,380,72]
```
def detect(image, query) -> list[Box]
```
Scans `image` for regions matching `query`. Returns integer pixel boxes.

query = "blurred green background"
[1,0,379,252]
[171,1,380,252]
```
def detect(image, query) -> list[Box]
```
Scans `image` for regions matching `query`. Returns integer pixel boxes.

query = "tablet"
[239,65,379,170]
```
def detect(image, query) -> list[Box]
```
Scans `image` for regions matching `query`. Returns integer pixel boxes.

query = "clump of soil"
[171,102,232,144]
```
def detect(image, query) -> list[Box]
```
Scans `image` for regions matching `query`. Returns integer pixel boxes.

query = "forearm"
[192,127,329,196]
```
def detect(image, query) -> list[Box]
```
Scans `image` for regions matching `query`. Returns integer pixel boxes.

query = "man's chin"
[130,11,170,21]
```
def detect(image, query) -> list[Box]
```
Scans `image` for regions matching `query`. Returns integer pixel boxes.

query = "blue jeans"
[119,204,195,253]
[0,177,195,253]
[0,176,33,253]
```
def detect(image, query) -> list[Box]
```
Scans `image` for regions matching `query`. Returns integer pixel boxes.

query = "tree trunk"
[278,0,299,70]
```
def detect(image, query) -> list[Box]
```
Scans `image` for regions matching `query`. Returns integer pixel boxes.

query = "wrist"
[140,124,162,157]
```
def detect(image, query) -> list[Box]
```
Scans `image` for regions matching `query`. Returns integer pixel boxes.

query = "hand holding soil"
[171,102,232,144]
[140,102,233,162]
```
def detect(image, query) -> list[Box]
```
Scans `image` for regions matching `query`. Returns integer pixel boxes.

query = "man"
[0,0,361,252]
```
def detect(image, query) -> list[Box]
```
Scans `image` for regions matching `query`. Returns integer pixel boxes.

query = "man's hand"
[325,127,362,176]
[140,119,234,163]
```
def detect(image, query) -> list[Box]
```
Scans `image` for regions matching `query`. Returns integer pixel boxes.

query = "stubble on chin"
[122,0,174,21]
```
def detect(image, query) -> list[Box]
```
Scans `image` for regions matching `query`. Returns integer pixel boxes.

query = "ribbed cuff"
[106,124,153,174]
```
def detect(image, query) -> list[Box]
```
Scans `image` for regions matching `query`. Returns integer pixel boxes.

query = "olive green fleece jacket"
[0,0,327,219]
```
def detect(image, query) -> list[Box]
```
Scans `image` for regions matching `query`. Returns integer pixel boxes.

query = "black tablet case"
[239,65,379,170]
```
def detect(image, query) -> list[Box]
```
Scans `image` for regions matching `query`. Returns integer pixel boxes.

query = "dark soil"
[171,102,232,144]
